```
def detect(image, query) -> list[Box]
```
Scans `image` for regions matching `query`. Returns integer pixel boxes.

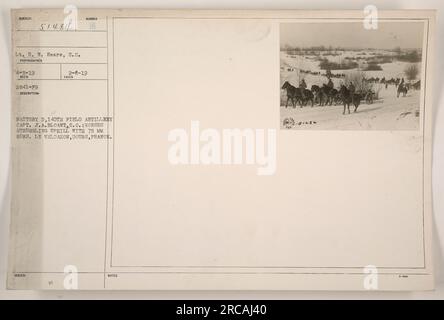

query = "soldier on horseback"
[348,82,355,94]
[299,79,307,100]
[397,78,408,98]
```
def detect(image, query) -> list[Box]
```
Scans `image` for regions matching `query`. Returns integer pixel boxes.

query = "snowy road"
[280,89,420,130]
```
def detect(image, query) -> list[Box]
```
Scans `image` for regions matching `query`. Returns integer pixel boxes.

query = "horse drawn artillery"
[282,79,377,115]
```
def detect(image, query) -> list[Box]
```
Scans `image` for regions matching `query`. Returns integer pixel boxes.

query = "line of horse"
[282,78,417,115]
[281,81,371,115]
[282,67,346,79]
[364,77,420,89]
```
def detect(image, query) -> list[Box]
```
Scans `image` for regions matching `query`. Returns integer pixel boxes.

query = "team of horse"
[366,77,420,96]
[282,81,372,115]
[364,77,420,89]
[281,81,315,108]
[282,78,414,115]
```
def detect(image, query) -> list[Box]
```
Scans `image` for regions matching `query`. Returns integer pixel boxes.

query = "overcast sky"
[280,21,424,50]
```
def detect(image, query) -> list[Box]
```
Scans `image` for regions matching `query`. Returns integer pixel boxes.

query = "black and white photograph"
[280,21,425,130]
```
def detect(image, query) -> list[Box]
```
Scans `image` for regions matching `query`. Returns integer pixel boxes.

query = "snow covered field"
[280,50,421,130]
